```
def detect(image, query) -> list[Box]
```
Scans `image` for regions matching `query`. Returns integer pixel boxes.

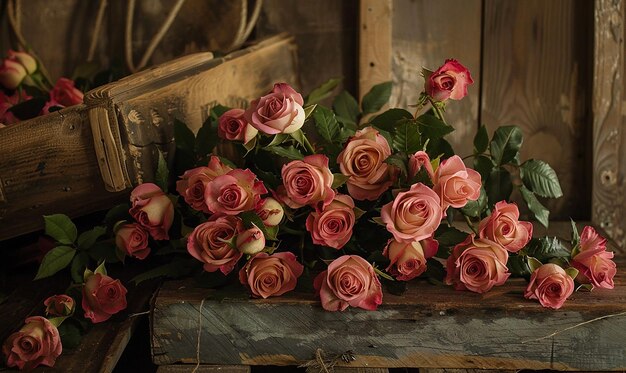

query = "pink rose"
[0,90,30,125]
[2,316,62,370]
[425,59,474,102]
[337,127,397,201]
[205,169,267,215]
[255,197,284,226]
[478,201,532,253]
[218,108,258,143]
[236,224,266,255]
[238,252,304,298]
[115,223,150,260]
[44,294,75,317]
[8,50,37,74]
[176,156,233,213]
[0,50,32,90]
[572,226,616,289]
[305,194,356,249]
[445,235,510,293]
[383,237,438,281]
[408,150,434,181]
[524,263,575,309]
[49,78,83,107]
[82,273,128,323]
[244,82,305,135]
[380,183,443,243]
[129,183,174,240]
[280,154,335,208]
[433,155,481,212]
[313,255,383,311]
[187,215,244,274]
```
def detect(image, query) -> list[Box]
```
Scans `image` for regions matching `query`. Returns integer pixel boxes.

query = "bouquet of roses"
[3,59,618,370]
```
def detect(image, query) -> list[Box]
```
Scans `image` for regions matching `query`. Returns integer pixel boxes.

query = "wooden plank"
[390,0,482,159]
[592,0,626,249]
[156,366,250,373]
[151,222,626,371]
[359,0,392,108]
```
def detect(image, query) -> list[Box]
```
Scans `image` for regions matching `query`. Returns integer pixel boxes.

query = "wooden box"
[0,34,297,241]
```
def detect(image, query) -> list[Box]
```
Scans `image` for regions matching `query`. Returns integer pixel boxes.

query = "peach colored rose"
[572,226,616,289]
[205,169,267,215]
[0,90,30,125]
[176,156,233,213]
[478,201,532,253]
[255,197,284,226]
[44,294,75,317]
[305,194,356,249]
[236,224,266,255]
[238,252,304,298]
[115,223,150,260]
[433,155,481,212]
[218,108,258,143]
[187,215,243,274]
[129,183,174,240]
[425,59,474,102]
[280,154,335,208]
[2,316,61,370]
[408,150,434,181]
[244,82,305,134]
[524,263,575,309]
[8,50,36,74]
[0,54,27,90]
[82,273,128,323]
[337,127,397,201]
[445,235,510,293]
[383,237,438,281]
[380,183,443,243]
[313,255,383,311]
[49,78,83,107]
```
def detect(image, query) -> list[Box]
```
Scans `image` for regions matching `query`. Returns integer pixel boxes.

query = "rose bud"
[433,155,481,213]
[176,156,233,213]
[236,224,266,255]
[2,316,62,370]
[115,223,150,260]
[244,82,305,134]
[380,183,443,243]
[239,252,304,298]
[218,108,258,143]
[205,169,267,215]
[524,263,575,309]
[8,50,37,74]
[384,237,439,281]
[572,226,617,289]
[256,197,284,226]
[279,154,335,209]
[313,255,383,311]
[478,201,533,253]
[337,127,397,201]
[305,194,356,249]
[425,59,474,102]
[0,58,27,90]
[445,235,510,293]
[408,150,435,181]
[44,294,75,317]
[187,215,244,274]
[82,272,128,323]
[48,78,83,107]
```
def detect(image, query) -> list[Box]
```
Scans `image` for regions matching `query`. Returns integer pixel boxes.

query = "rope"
[87,0,108,62]
[6,0,26,50]
[226,0,263,52]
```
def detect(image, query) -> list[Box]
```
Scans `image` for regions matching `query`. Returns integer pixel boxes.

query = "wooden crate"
[0,34,297,240]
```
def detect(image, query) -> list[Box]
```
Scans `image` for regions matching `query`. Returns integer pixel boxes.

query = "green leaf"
[77,226,107,250]
[154,150,169,192]
[425,137,454,159]
[306,78,341,105]
[267,133,289,147]
[303,104,317,120]
[95,261,107,276]
[333,90,360,125]
[461,187,487,218]
[131,259,194,284]
[384,153,408,178]
[425,258,446,285]
[570,218,580,247]
[331,173,350,189]
[520,186,549,228]
[254,167,280,190]
[195,117,219,156]
[526,237,571,262]
[489,125,523,166]
[565,267,579,280]
[434,225,469,248]
[70,253,90,284]
[473,155,494,182]
[239,211,273,240]
[527,257,544,272]
[313,106,340,144]
[361,81,392,115]
[174,119,195,154]
[34,246,76,280]
[290,129,307,149]
[520,159,563,198]
[210,104,230,119]
[369,108,413,133]
[473,125,489,154]
[486,168,513,206]
[392,119,421,153]
[58,322,82,349]
[44,214,78,245]
[105,204,131,227]
[264,145,304,160]
[507,255,531,277]
[416,114,454,139]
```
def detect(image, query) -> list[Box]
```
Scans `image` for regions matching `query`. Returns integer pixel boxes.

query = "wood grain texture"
[156,366,250,373]
[359,0,392,108]
[592,0,625,248]
[481,0,594,220]
[390,0,482,159]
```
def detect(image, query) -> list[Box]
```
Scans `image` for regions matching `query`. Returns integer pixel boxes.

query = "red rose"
[44,294,75,317]
[82,273,128,323]
[205,169,267,215]
[239,252,304,298]
[130,183,174,240]
[176,156,233,213]
[218,108,258,143]
[187,215,244,274]
[524,263,575,309]
[2,316,62,370]
[244,82,305,134]
[478,201,533,253]
[305,194,356,249]
[49,78,83,107]
[115,223,150,259]
[425,59,474,102]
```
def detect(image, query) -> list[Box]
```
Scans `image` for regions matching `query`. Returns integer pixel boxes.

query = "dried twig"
[522,311,626,343]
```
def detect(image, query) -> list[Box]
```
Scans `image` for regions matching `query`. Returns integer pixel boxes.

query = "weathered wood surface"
[151,222,626,371]
[156,366,250,373]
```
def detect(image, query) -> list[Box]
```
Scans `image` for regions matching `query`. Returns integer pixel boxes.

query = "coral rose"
[239,252,304,298]
[218,108,258,143]
[82,272,128,323]
[433,155,481,212]
[115,223,150,260]
[244,82,305,134]
[380,183,443,242]
[44,294,75,317]
[187,215,244,274]
[2,316,62,370]
[280,154,335,208]
[176,156,233,213]
[205,168,267,215]
[305,194,356,249]
[337,127,397,201]
[445,235,510,293]
[130,183,174,240]
[313,255,383,311]
[425,59,474,102]
[572,226,617,289]
[383,237,439,281]
[524,263,575,309]
[478,201,533,253]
